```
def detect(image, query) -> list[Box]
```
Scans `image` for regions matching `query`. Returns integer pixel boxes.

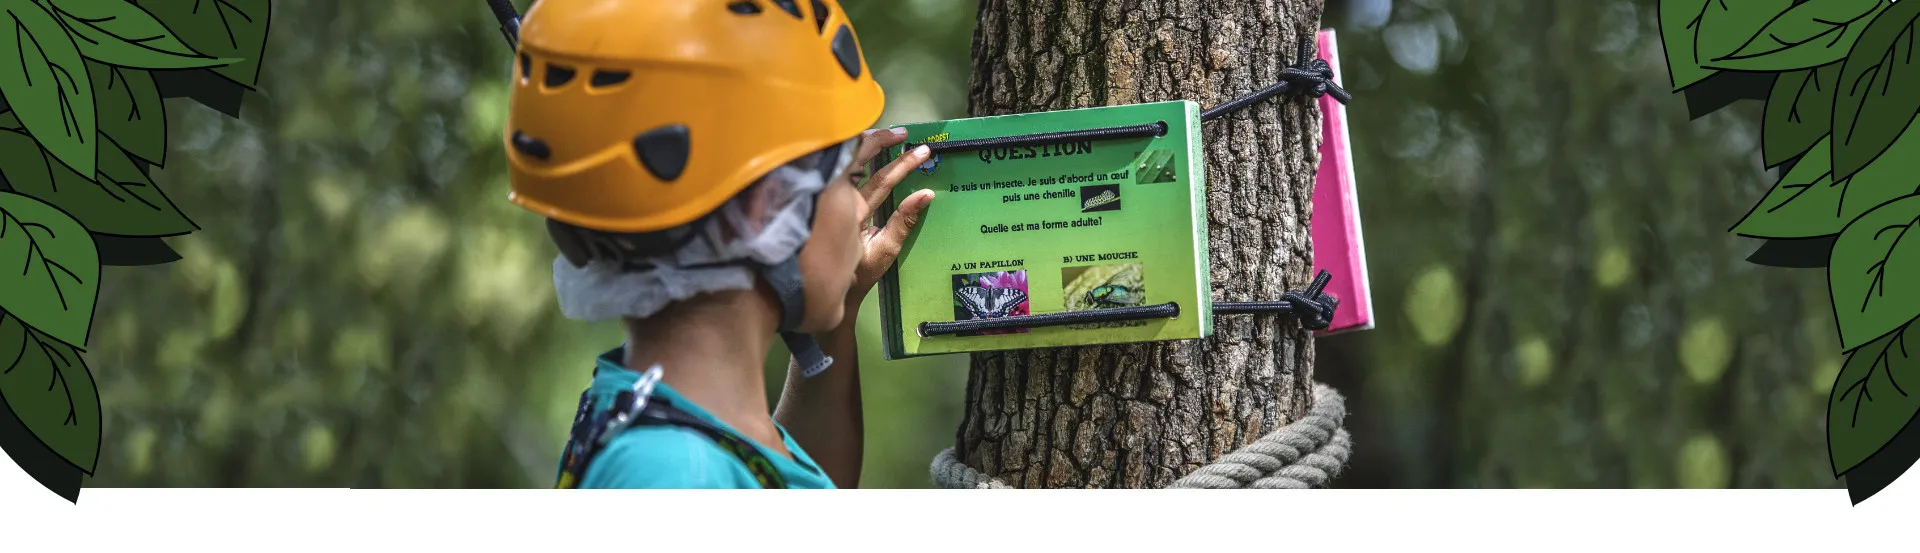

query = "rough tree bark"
[955,0,1329,488]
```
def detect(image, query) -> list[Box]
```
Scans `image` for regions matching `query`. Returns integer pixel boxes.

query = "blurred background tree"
[80,0,1835,489]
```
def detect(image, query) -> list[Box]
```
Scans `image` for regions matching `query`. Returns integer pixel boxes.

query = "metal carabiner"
[593,364,666,447]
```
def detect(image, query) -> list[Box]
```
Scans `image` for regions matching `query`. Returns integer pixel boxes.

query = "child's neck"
[621,289,791,458]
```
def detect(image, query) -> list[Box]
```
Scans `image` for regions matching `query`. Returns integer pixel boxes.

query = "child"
[501,0,936,488]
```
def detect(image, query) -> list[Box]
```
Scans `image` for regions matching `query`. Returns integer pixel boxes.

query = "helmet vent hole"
[727,1,761,14]
[830,25,861,79]
[773,0,802,19]
[544,64,576,88]
[810,0,829,32]
[633,124,692,182]
[590,70,631,88]
[518,54,531,82]
[510,131,552,160]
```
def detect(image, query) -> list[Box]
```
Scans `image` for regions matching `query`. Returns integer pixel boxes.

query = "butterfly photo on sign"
[951,270,1031,336]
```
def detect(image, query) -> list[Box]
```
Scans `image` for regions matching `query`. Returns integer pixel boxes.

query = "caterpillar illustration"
[1082,189,1119,211]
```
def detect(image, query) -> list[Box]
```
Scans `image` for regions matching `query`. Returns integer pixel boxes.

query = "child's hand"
[844,128,936,309]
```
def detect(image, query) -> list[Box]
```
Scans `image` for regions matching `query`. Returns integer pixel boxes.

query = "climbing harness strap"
[556,366,790,490]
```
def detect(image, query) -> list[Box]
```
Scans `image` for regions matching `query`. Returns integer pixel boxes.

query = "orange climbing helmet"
[503,0,886,233]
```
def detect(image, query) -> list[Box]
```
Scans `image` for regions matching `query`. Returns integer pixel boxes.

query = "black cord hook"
[486,0,523,50]
[1200,39,1349,121]
[918,270,1342,336]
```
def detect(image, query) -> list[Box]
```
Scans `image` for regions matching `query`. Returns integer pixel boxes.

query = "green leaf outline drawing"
[1762,63,1840,167]
[0,390,82,502]
[1659,0,1793,90]
[1829,320,1920,477]
[92,233,180,267]
[1732,125,1920,239]
[0,190,100,348]
[1829,194,1920,351]
[140,0,269,88]
[46,0,236,69]
[1659,0,1714,90]
[0,0,273,508]
[0,0,98,177]
[1695,0,1796,63]
[0,114,196,237]
[1831,0,1920,182]
[1704,0,1887,72]
[0,311,101,474]
[88,60,167,166]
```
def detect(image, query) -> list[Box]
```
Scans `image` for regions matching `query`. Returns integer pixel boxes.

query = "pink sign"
[1310,28,1375,335]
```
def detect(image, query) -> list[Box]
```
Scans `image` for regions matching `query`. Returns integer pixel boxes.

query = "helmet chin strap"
[765,139,854,380]
[760,256,833,379]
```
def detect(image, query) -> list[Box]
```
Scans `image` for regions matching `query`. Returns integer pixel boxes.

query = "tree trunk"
[955,0,1328,488]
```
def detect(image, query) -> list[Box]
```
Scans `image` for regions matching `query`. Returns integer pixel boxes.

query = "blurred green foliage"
[1318,0,1835,489]
[80,0,1834,489]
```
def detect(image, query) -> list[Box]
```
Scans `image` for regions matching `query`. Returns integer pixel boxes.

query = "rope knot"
[1284,270,1339,331]
[1197,37,1355,121]
[1280,39,1351,105]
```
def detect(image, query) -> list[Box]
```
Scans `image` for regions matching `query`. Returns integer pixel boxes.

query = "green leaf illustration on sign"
[0,312,101,474]
[88,60,168,165]
[1829,195,1920,351]
[0,0,97,177]
[45,0,236,69]
[1733,126,1920,239]
[0,191,100,348]
[1829,321,1920,477]
[1763,63,1839,167]
[1704,0,1886,72]
[1659,0,1792,90]
[1831,0,1920,182]
[0,114,196,237]
[140,0,270,87]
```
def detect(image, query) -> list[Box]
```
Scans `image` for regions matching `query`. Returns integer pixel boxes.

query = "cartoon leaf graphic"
[1842,404,1920,504]
[0,114,196,237]
[88,60,167,165]
[0,0,97,177]
[1694,0,1796,65]
[152,67,244,117]
[92,233,180,266]
[46,0,235,69]
[1747,235,1838,268]
[0,311,101,474]
[1660,0,1713,90]
[1829,195,1920,351]
[1829,320,1920,476]
[1659,0,1793,90]
[139,0,269,87]
[0,391,81,502]
[1705,0,1887,72]
[1831,0,1920,182]
[1763,63,1840,167]
[1733,127,1920,239]
[0,191,99,348]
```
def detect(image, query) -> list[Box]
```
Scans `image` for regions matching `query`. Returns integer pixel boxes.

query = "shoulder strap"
[555,394,790,490]
[638,400,790,490]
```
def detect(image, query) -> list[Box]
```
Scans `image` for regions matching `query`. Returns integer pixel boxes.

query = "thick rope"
[931,382,1350,489]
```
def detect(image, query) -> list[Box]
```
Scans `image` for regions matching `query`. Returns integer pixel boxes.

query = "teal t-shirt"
[563,347,836,489]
